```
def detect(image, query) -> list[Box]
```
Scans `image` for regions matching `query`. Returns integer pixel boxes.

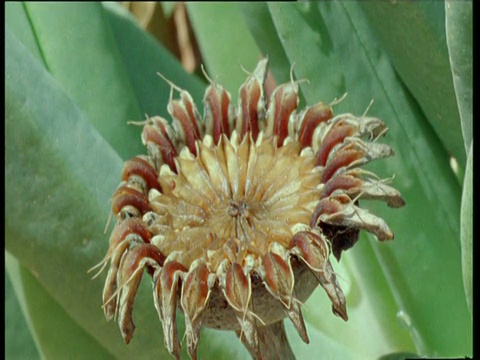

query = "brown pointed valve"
[92,59,405,359]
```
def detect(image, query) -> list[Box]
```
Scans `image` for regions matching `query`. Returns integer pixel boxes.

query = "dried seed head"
[93,59,405,359]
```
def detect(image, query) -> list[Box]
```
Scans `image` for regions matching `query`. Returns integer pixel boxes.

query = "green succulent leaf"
[160,2,177,20]
[103,2,206,130]
[5,256,41,360]
[460,143,473,317]
[21,2,146,160]
[6,27,131,358]
[445,0,472,154]
[5,2,42,60]
[239,3,292,86]
[5,5,248,359]
[6,254,114,359]
[359,1,466,171]
[186,2,261,99]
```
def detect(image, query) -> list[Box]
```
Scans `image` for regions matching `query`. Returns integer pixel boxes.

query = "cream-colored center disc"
[146,132,322,271]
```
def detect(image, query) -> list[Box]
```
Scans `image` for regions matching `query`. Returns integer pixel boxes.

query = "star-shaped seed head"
[91,59,404,360]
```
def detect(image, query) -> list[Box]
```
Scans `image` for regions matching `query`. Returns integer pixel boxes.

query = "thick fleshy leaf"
[22,2,144,160]
[287,319,371,360]
[5,28,170,359]
[5,2,42,60]
[460,144,472,317]
[5,253,114,359]
[239,3,292,86]
[445,0,472,154]
[359,1,466,170]
[103,2,206,120]
[266,2,471,357]
[186,3,261,99]
[5,259,41,359]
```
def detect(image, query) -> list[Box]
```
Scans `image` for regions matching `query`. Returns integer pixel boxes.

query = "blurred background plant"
[5,2,472,359]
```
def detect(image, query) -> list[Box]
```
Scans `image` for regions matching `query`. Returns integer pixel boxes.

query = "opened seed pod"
[92,59,404,359]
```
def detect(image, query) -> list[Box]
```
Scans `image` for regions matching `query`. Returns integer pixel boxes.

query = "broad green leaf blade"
[239,3,292,85]
[298,236,416,358]
[360,1,466,170]
[5,2,42,61]
[103,2,206,119]
[286,319,359,360]
[460,143,472,317]
[5,28,170,359]
[23,2,144,160]
[5,253,114,360]
[268,2,471,357]
[445,0,472,154]
[197,328,250,360]
[5,261,41,360]
[186,2,261,98]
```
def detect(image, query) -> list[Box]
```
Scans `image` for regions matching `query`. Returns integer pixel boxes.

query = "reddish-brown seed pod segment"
[121,157,160,191]
[142,119,178,172]
[271,84,299,146]
[320,174,363,199]
[204,85,231,144]
[108,217,152,249]
[111,186,150,216]
[239,83,261,141]
[316,123,356,167]
[321,149,364,183]
[170,99,202,156]
[298,102,333,148]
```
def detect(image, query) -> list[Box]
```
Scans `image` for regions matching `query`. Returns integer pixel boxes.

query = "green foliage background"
[5,2,472,359]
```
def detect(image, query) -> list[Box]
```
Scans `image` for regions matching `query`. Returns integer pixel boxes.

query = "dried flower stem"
[237,320,295,360]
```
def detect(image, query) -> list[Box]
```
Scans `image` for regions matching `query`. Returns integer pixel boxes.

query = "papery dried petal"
[153,261,187,360]
[290,231,347,320]
[223,263,260,357]
[181,263,213,359]
[312,196,394,241]
[117,244,165,343]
